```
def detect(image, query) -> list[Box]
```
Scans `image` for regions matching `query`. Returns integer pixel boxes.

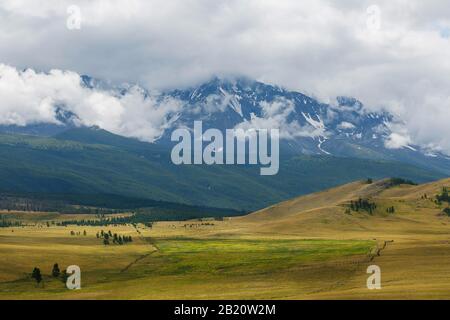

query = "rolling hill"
[236,177,450,237]
[211,177,450,299]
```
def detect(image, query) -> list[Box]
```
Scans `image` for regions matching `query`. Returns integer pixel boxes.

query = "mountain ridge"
[3,75,447,174]
[0,128,444,211]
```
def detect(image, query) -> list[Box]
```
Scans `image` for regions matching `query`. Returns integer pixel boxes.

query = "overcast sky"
[0,0,449,152]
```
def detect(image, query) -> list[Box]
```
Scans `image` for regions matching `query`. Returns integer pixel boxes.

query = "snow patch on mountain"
[337,121,356,130]
[218,87,243,117]
[317,136,331,155]
[236,98,322,139]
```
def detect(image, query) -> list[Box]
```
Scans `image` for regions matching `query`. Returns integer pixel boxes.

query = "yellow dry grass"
[1,177,450,299]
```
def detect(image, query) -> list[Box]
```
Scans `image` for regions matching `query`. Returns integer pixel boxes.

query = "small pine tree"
[31,267,42,285]
[52,263,60,277]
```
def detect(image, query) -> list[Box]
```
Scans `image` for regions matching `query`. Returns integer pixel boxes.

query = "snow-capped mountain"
[157,77,450,174]
[1,75,449,175]
[159,78,391,154]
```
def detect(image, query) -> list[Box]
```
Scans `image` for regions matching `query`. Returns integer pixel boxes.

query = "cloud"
[0,64,182,142]
[385,132,412,149]
[235,98,325,139]
[0,1,449,153]
[337,122,356,130]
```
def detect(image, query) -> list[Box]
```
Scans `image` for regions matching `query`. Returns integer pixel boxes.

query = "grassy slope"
[236,177,450,236]
[229,178,450,299]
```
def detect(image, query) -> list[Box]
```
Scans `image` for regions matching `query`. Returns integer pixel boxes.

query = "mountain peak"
[1,74,449,175]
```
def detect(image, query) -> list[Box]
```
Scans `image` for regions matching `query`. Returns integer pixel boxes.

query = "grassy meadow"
[1,178,450,299]
[0,220,374,299]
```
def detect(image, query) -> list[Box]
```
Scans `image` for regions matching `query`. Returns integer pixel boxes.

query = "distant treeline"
[0,193,122,214]
[0,219,22,228]
[387,177,418,187]
[57,210,233,226]
[0,192,247,221]
[348,198,377,214]
[437,187,450,204]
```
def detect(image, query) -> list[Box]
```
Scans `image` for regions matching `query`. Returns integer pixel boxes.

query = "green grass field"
[2,178,450,299]
[0,221,374,299]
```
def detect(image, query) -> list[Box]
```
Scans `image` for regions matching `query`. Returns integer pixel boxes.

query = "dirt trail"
[369,240,393,262]
[308,240,393,295]
[120,225,159,273]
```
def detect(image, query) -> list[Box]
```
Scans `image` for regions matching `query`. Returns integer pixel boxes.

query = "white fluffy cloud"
[385,132,412,149]
[0,0,449,152]
[0,64,182,141]
[236,98,326,139]
[337,122,356,130]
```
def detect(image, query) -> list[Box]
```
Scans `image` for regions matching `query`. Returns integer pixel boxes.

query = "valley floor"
[0,222,374,299]
[1,178,450,299]
[0,221,450,299]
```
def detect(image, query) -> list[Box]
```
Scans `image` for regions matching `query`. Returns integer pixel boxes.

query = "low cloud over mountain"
[0,64,182,142]
[1,1,450,153]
